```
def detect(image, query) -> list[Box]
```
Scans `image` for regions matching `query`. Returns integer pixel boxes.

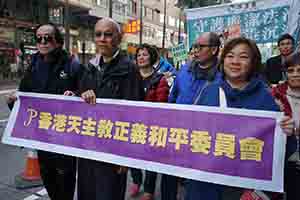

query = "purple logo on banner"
[12,95,275,181]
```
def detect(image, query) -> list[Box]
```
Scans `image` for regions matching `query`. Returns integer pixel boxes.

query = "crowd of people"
[5,17,300,200]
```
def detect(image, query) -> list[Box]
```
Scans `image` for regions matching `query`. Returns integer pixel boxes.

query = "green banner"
[170,43,188,64]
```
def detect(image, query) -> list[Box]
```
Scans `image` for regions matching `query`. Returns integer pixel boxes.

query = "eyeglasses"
[36,35,54,44]
[192,44,217,52]
[95,31,114,39]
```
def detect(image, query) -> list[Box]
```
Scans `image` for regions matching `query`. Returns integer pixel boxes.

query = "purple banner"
[10,94,277,181]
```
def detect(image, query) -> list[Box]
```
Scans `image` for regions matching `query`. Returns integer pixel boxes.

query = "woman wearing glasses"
[272,52,300,200]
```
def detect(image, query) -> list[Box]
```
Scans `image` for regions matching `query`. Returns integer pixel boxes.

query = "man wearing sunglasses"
[77,18,144,200]
[6,23,81,200]
[167,32,222,200]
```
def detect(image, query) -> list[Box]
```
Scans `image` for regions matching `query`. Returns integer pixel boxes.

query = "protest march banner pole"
[2,92,286,192]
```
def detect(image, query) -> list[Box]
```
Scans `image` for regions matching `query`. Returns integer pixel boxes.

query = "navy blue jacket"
[199,76,280,111]
[18,48,81,95]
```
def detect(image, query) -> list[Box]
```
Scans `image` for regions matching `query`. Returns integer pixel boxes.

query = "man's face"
[94,20,121,57]
[278,39,293,57]
[193,34,217,66]
[36,25,57,55]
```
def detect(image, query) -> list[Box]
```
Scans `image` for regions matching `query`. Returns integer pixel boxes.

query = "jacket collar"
[221,76,265,100]
[188,58,219,81]
[89,49,120,68]
[87,50,130,76]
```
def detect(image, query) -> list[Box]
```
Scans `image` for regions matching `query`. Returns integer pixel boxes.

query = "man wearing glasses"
[6,23,81,200]
[78,18,144,200]
[169,32,221,104]
[167,32,221,200]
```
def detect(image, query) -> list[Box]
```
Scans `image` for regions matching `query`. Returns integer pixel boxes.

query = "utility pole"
[109,0,113,18]
[162,0,167,49]
[139,0,143,44]
[64,0,70,52]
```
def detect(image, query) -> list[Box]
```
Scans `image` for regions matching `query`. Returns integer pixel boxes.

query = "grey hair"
[97,17,121,34]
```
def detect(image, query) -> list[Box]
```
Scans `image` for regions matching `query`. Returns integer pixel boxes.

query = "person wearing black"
[264,34,295,85]
[78,18,144,200]
[6,23,81,200]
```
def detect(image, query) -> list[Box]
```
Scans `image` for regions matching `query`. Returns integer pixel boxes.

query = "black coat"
[264,55,285,84]
[8,49,82,109]
[79,53,144,101]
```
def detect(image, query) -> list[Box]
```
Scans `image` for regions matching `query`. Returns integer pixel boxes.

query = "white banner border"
[2,92,286,192]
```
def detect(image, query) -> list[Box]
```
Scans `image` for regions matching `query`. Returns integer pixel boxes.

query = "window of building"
[152,9,155,21]
[113,1,126,15]
[147,7,153,20]
[143,6,147,17]
[168,16,175,27]
[131,1,137,15]
[96,0,107,7]
[160,14,164,23]
[127,0,137,16]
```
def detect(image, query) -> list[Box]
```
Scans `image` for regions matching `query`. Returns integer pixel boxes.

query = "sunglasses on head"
[95,31,114,38]
[36,35,54,44]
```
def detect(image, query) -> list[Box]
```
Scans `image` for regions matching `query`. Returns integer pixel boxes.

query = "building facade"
[0,0,185,79]
[89,0,186,52]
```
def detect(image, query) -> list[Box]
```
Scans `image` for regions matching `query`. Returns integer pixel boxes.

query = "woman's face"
[224,43,252,82]
[137,48,151,68]
[287,64,300,89]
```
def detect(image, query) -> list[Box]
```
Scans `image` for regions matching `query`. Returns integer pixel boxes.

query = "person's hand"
[64,90,76,96]
[163,72,172,78]
[280,116,296,136]
[81,90,96,104]
[5,92,17,105]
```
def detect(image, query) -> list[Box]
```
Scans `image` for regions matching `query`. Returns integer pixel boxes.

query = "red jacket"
[271,81,298,161]
[271,82,292,116]
[144,73,169,102]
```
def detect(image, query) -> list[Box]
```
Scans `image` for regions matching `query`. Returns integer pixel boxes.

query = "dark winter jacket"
[199,76,280,111]
[79,52,144,101]
[8,48,81,109]
[264,55,286,85]
[142,72,169,102]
